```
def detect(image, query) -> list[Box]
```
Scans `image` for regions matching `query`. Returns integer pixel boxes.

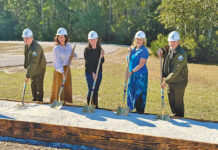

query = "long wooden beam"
[0,119,217,150]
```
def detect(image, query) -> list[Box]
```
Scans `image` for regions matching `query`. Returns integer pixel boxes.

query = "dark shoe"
[137,111,144,114]
[175,113,184,117]
[93,95,98,109]
[38,99,43,102]
[33,99,37,101]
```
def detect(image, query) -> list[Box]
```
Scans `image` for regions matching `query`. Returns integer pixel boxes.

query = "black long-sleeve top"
[84,47,105,74]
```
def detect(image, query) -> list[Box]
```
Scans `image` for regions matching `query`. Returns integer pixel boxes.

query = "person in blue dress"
[127,31,149,114]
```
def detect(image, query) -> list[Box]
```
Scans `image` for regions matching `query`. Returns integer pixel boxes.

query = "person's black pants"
[135,94,145,114]
[31,71,45,102]
[85,72,102,108]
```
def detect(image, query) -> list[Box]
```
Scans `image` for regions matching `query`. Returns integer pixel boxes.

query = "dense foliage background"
[0,0,217,62]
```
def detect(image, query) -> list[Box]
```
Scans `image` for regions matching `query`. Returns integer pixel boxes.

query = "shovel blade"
[82,105,95,113]
[82,105,89,113]
[16,104,27,109]
[116,107,129,116]
[156,114,170,121]
[50,100,63,109]
[56,101,63,110]
[50,100,58,108]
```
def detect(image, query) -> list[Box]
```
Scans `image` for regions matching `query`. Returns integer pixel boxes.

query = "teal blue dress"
[127,45,149,111]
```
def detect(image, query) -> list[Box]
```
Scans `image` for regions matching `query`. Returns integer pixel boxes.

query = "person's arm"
[131,48,149,73]
[24,45,28,69]
[128,48,149,77]
[131,58,147,73]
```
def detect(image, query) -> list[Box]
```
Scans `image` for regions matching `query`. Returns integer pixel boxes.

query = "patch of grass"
[0,47,218,121]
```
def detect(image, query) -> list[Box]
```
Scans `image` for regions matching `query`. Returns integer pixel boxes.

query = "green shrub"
[150,34,168,56]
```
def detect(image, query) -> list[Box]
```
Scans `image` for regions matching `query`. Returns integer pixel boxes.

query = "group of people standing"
[22,28,188,117]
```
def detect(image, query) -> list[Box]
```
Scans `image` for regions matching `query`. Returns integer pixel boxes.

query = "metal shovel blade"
[16,103,27,109]
[56,101,63,110]
[50,100,58,108]
[116,106,129,116]
[156,114,170,121]
[82,105,95,113]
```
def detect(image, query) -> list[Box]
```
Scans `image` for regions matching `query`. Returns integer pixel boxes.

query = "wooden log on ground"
[0,118,217,150]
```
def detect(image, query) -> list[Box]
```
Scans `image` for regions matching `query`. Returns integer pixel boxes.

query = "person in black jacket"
[84,31,105,108]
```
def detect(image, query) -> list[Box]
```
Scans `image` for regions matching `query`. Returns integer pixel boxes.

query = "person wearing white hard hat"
[50,27,77,104]
[84,31,105,109]
[157,31,188,117]
[126,30,149,114]
[22,28,46,102]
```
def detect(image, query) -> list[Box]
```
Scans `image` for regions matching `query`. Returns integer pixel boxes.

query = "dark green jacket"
[24,40,46,78]
[162,45,188,88]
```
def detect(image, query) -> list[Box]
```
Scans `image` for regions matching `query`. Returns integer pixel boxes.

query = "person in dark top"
[84,31,105,108]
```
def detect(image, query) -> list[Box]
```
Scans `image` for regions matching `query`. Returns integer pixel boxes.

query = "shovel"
[82,49,103,113]
[17,81,27,109]
[116,48,132,116]
[157,56,170,120]
[51,44,76,109]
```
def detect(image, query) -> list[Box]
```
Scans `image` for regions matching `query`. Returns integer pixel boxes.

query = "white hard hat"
[22,28,33,37]
[168,31,180,41]
[56,28,67,35]
[135,31,146,39]
[88,31,98,39]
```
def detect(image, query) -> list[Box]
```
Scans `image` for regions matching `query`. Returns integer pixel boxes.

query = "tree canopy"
[0,0,217,62]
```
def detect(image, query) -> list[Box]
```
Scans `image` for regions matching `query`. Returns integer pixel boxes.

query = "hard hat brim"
[88,37,98,39]
[56,34,67,36]
[168,38,179,41]
[22,35,33,38]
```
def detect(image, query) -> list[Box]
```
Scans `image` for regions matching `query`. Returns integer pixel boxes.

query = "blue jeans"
[85,72,102,105]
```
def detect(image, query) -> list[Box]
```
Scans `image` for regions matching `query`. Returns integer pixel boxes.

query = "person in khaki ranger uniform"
[22,28,46,102]
[157,31,188,117]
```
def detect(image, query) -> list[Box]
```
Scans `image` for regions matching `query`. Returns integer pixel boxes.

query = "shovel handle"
[122,48,132,103]
[58,79,66,102]
[89,49,103,105]
[21,81,27,105]
[160,55,165,110]
[160,56,163,83]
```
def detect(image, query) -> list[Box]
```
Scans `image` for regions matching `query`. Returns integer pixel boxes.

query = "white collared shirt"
[53,43,76,73]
